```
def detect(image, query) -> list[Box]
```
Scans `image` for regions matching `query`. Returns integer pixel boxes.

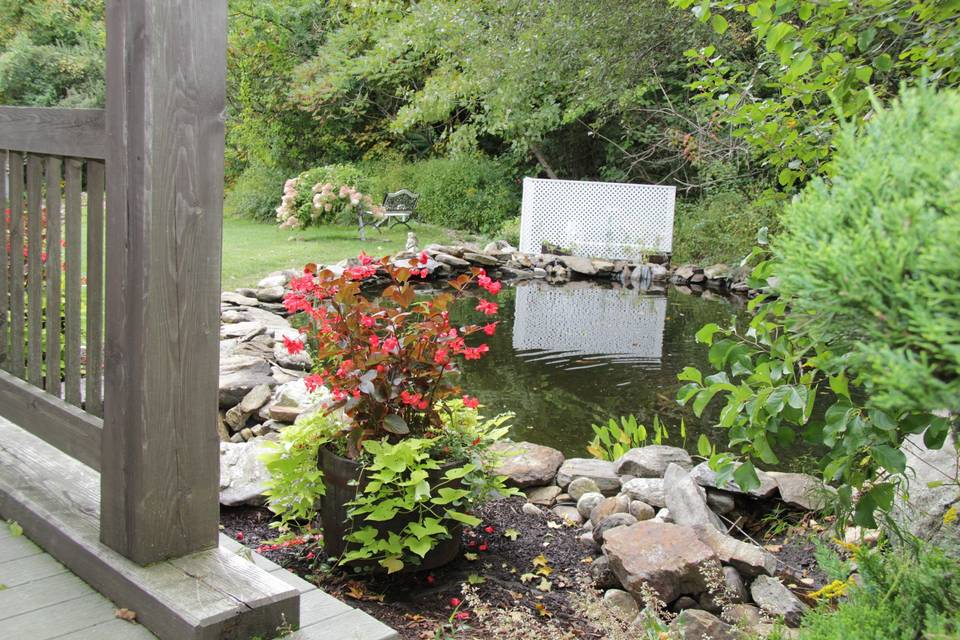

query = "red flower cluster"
[282,252,502,455]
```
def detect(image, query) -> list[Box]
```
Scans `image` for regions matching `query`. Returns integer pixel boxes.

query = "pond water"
[446,280,749,460]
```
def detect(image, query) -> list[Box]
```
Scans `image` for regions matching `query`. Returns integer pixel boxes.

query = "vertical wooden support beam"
[101,0,226,564]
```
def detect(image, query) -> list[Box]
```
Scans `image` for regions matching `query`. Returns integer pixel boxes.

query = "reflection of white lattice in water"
[512,282,667,364]
[519,177,676,260]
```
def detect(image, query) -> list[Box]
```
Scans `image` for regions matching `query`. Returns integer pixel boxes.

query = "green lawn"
[220,217,468,290]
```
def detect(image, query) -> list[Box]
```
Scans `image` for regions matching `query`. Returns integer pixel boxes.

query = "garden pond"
[444,279,811,468]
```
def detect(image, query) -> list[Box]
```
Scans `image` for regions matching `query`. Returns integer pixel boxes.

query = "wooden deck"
[0,524,156,639]
[0,525,398,640]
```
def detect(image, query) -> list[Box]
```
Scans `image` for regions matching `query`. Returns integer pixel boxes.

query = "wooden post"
[101,0,226,564]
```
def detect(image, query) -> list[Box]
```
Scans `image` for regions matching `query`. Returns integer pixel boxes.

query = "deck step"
[0,416,298,640]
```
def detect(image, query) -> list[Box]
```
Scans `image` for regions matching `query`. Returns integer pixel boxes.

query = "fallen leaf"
[536,578,552,592]
[467,573,486,585]
[344,581,385,602]
[764,544,783,553]
[115,608,137,622]
[504,528,521,540]
[535,603,552,617]
[0,584,7,591]
[547,521,563,529]
[464,552,478,561]
[532,554,549,568]
[519,572,537,583]
[8,521,23,537]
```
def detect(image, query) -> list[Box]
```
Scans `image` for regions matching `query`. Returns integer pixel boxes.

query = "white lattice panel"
[512,281,667,364]
[519,177,675,259]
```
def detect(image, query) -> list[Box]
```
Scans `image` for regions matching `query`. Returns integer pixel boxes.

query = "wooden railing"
[0,108,106,471]
[0,0,226,565]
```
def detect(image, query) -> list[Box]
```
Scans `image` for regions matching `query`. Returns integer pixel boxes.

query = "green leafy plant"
[676,89,960,529]
[261,417,336,529]
[341,407,515,572]
[587,415,681,460]
[673,0,960,188]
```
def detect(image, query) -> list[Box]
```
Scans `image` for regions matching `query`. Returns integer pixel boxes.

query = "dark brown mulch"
[221,498,600,639]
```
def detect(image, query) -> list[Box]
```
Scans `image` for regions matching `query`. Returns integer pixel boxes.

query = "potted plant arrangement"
[263,251,515,573]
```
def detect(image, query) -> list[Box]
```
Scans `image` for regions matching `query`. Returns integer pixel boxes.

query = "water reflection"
[512,280,667,367]
[449,281,746,458]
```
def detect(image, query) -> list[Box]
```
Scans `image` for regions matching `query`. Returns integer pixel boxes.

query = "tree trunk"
[529,143,559,179]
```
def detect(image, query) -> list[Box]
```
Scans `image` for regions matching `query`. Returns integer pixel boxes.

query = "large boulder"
[224,383,273,431]
[490,441,565,488]
[689,461,779,498]
[750,575,808,627]
[577,492,605,519]
[219,355,275,408]
[621,477,666,508]
[567,477,601,501]
[602,521,718,603]
[768,471,835,511]
[556,458,620,494]
[670,609,738,640]
[664,464,724,532]
[602,589,639,619]
[559,255,597,276]
[893,432,960,544]
[273,327,312,370]
[267,379,328,424]
[219,439,274,506]
[692,525,776,577]
[589,495,631,526]
[593,513,638,545]
[615,445,692,478]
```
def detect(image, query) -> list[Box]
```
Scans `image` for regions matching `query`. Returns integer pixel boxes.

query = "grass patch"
[221,217,467,290]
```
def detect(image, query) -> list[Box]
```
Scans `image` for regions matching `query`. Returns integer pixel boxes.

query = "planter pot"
[319,447,462,572]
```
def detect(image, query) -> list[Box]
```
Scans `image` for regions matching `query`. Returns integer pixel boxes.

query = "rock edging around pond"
[215,241,757,505]
[491,441,829,637]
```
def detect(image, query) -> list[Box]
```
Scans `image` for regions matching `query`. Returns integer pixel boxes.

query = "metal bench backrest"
[382,189,419,214]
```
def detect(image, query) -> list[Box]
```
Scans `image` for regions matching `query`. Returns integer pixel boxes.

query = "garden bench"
[358,189,419,239]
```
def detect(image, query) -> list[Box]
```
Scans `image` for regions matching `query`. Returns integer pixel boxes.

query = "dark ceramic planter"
[319,447,462,572]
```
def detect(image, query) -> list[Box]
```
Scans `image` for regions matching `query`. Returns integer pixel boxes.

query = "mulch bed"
[221,497,601,639]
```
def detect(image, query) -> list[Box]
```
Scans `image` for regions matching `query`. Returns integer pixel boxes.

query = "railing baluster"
[8,151,24,379]
[45,157,62,396]
[0,151,7,371]
[63,158,82,407]
[26,155,44,387]
[85,160,105,417]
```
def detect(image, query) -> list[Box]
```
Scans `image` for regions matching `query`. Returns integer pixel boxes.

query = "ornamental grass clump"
[264,251,515,573]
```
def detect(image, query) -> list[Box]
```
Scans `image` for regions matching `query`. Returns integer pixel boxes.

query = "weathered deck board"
[0,530,42,563]
[0,524,398,640]
[55,618,159,639]
[1,591,121,639]
[0,572,95,620]
[0,550,70,588]
[0,416,299,640]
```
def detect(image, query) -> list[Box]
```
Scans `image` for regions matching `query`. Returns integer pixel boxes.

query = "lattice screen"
[519,177,675,259]
[512,281,667,365]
